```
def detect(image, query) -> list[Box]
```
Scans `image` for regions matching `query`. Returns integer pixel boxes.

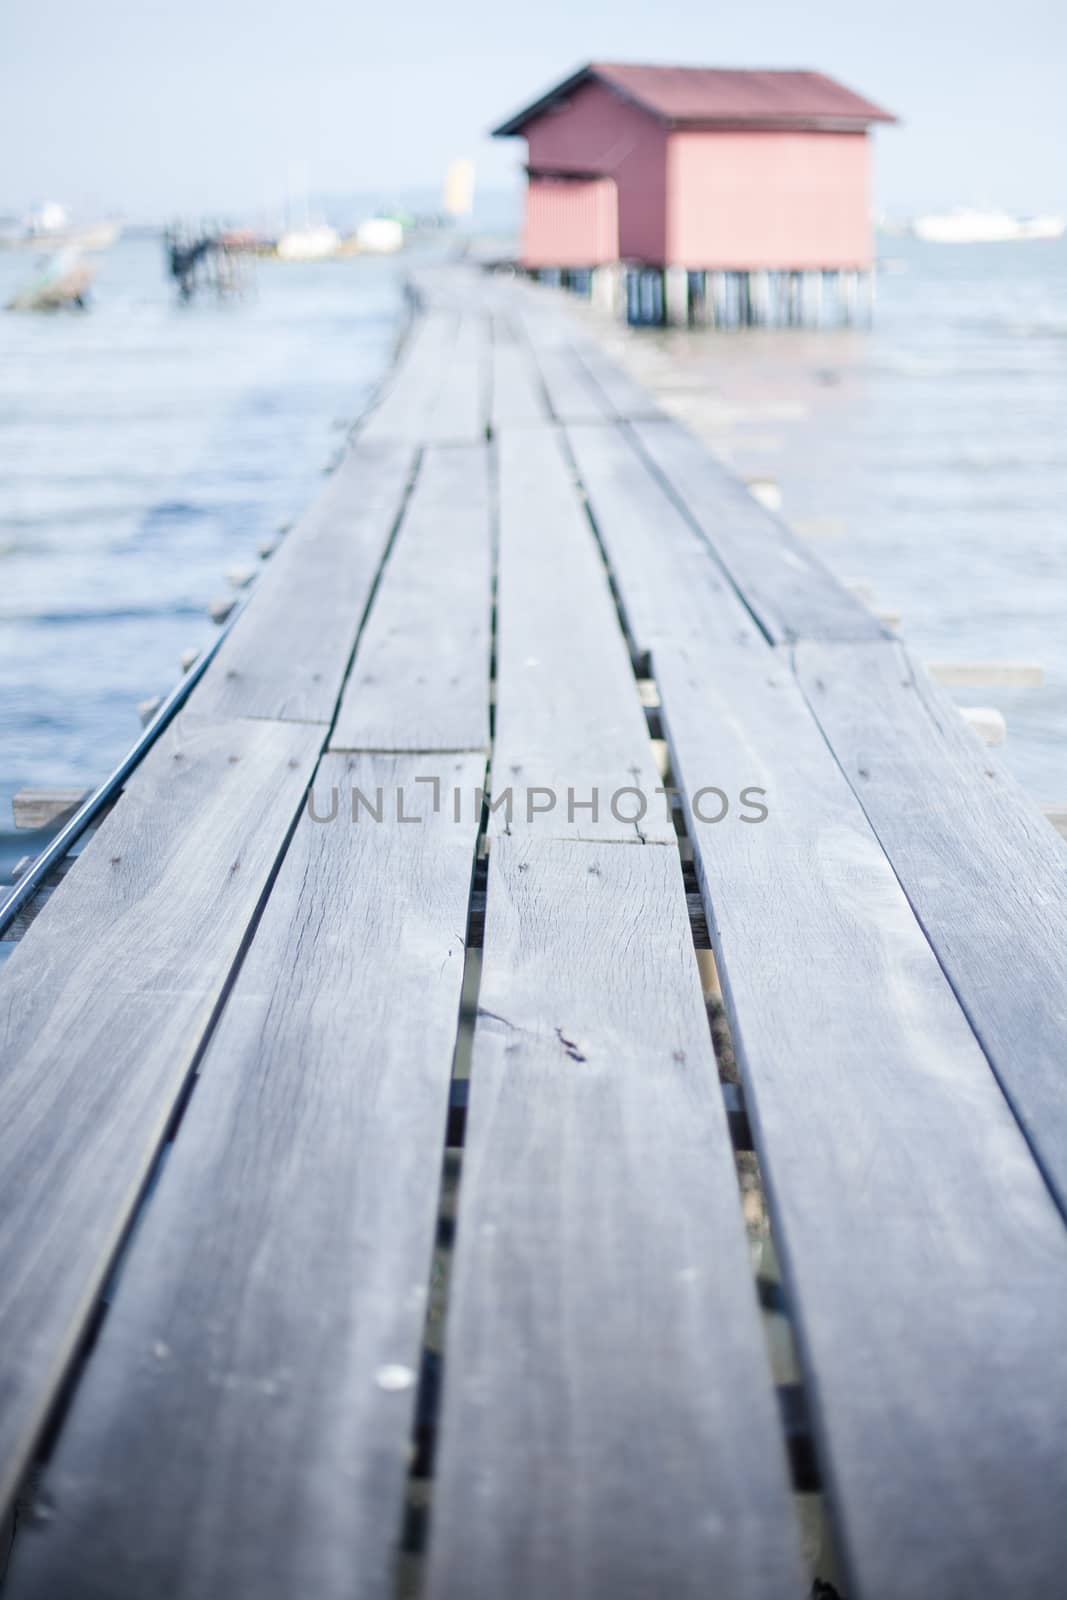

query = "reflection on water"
[593,237,1067,804]
[0,238,402,874]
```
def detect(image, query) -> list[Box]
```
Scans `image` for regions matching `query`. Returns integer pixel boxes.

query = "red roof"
[493,63,897,135]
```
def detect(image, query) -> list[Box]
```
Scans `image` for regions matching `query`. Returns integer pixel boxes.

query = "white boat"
[912,208,1066,244]
[30,221,122,251]
[355,217,404,254]
[276,224,340,261]
[2,203,121,252]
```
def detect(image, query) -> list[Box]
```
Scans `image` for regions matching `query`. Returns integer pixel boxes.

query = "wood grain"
[5,752,482,1600]
[656,640,1067,1597]
[330,446,492,752]
[0,712,322,1519]
[493,427,672,842]
[425,313,489,443]
[490,320,551,428]
[511,305,613,423]
[361,311,457,443]
[427,836,804,1600]
[796,638,1067,1217]
[12,787,88,831]
[571,338,662,422]
[192,441,415,722]
[529,345,612,423]
[632,419,886,644]
[566,420,763,657]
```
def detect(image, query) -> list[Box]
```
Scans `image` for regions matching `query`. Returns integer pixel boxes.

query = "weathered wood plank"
[424,313,489,444]
[632,419,887,644]
[566,421,762,656]
[796,638,1067,1217]
[427,837,804,1600]
[1045,804,1067,840]
[530,345,612,422]
[330,446,492,753]
[191,441,414,722]
[409,266,490,319]
[493,427,672,842]
[490,320,551,428]
[571,338,662,422]
[5,753,482,1600]
[0,713,322,1520]
[959,703,1006,745]
[360,311,457,443]
[12,788,88,831]
[511,304,613,421]
[656,640,1067,1597]
[926,658,1043,688]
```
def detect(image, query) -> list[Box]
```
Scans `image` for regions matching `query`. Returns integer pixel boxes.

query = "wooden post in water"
[859,269,876,325]
[806,271,824,327]
[689,270,709,326]
[664,265,689,326]
[709,271,728,327]
[590,263,622,318]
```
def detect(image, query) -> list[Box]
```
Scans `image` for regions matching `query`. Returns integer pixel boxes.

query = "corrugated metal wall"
[523,175,619,268]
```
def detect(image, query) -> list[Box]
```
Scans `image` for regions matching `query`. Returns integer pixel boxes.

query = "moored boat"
[912,207,1066,243]
[275,224,341,260]
[6,248,95,311]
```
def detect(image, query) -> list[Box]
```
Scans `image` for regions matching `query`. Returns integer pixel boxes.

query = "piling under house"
[492,62,896,326]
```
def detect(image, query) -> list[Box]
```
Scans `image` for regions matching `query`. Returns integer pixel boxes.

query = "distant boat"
[912,208,1066,244]
[7,248,95,311]
[14,203,121,251]
[275,224,340,261]
[0,220,121,251]
[355,217,404,254]
[31,221,121,251]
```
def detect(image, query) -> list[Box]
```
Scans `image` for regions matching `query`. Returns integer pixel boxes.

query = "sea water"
[0,237,402,876]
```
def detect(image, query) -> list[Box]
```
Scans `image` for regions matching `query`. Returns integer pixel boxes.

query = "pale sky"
[2,0,1065,221]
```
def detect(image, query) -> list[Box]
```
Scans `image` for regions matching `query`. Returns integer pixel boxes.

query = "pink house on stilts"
[492,63,896,325]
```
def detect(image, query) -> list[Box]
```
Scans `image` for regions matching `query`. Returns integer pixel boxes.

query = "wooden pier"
[3,264,1067,1598]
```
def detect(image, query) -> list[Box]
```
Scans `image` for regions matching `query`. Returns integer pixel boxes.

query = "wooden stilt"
[806,271,823,328]
[750,270,770,326]
[710,271,728,328]
[590,263,622,318]
[664,265,689,326]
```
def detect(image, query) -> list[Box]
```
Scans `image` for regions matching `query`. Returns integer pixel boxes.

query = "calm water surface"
[0,238,402,874]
